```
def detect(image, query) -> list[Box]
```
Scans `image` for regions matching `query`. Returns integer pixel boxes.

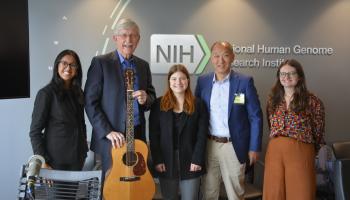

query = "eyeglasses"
[59,61,78,69]
[279,71,297,78]
[117,33,139,39]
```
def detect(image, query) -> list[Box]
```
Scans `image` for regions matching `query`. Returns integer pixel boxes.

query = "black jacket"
[29,83,88,168]
[149,97,208,180]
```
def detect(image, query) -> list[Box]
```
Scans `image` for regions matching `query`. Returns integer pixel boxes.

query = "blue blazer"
[84,51,156,170]
[195,71,263,164]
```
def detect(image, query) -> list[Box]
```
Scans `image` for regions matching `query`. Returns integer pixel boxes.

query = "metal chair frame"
[18,165,102,200]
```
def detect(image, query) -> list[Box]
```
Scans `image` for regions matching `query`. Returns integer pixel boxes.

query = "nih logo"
[150,34,210,74]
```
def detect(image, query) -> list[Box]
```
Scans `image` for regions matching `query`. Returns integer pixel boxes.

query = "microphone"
[25,155,45,199]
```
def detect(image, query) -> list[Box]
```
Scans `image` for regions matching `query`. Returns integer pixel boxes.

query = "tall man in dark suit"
[84,18,156,180]
[195,41,263,200]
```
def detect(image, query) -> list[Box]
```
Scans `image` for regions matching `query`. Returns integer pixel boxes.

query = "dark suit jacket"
[84,51,156,171]
[195,71,263,164]
[29,83,88,168]
[149,97,208,180]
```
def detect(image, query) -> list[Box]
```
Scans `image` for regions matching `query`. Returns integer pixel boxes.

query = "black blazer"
[29,83,88,168]
[84,51,156,171]
[149,97,208,180]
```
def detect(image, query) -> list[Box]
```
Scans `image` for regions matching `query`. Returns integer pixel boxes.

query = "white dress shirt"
[209,72,231,137]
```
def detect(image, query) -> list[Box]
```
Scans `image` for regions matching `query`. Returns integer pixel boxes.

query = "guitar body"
[103,139,155,200]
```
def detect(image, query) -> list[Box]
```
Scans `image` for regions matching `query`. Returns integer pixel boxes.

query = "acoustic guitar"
[103,69,155,200]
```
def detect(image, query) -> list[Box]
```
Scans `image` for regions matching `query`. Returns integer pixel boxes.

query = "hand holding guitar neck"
[132,90,147,105]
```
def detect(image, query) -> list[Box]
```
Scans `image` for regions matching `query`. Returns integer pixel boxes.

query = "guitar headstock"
[125,69,134,90]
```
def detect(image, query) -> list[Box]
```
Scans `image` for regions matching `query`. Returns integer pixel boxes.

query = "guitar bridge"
[120,176,140,182]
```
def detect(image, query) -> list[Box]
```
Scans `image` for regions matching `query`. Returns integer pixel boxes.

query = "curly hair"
[267,59,309,113]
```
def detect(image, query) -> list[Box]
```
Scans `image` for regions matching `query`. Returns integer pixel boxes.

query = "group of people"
[29,18,325,200]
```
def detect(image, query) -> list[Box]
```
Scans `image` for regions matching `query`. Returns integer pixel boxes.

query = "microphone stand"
[24,180,35,200]
[22,155,45,199]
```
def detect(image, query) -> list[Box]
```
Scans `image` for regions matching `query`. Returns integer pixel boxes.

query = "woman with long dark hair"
[149,64,208,200]
[29,49,88,170]
[263,59,325,200]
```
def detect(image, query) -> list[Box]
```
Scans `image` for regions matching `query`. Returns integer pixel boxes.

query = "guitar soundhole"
[122,152,137,166]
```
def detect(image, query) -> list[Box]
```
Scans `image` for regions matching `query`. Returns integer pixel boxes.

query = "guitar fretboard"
[125,69,135,155]
[126,89,135,153]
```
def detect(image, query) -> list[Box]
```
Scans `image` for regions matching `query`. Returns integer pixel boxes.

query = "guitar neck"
[126,89,135,153]
[125,68,136,153]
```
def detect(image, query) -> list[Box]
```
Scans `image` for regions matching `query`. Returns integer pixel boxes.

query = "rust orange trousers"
[263,137,316,200]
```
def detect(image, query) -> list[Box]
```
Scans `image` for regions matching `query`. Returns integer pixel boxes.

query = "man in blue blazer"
[84,18,156,179]
[195,41,263,200]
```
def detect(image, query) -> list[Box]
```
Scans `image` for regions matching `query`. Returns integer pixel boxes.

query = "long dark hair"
[160,64,195,114]
[268,59,309,113]
[51,49,84,104]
